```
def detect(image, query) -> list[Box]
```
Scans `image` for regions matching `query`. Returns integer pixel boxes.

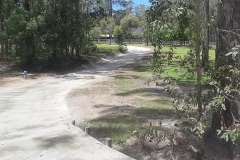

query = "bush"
[118,45,128,53]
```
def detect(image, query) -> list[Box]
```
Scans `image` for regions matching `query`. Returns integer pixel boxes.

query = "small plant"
[118,45,128,53]
[132,122,177,159]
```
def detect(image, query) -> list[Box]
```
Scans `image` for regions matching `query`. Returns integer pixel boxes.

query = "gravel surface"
[0,46,151,160]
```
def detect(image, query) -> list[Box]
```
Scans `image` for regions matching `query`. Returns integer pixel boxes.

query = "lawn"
[154,46,216,85]
[96,44,119,55]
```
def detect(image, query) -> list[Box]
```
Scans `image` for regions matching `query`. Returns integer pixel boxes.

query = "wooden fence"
[91,39,216,47]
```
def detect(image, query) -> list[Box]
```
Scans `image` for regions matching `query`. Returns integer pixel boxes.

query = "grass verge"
[79,114,139,144]
[78,53,175,149]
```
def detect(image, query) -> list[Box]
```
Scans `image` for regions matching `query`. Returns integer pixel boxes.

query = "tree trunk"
[195,0,204,160]
[22,0,30,11]
[71,47,74,58]
[215,1,240,66]
[212,0,240,158]
[5,39,8,56]
[109,0,113,17]
[0,4,4,59]
[109,33,112,45]
[202,0,209,69]
[1,39,4,59]
[195,0,203,120]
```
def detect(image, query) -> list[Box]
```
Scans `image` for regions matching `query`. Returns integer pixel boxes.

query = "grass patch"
[134,107,160,115]
[10,71,22,76]
[116,88,160,97]
[131,65,152,73]
[79,115,138,144]
[135,97,175,116]
[156,47,215,85]
[96,44,119,55]
[134,106,175,118]
[67,88,93,97]
[125,45,215,85]
[115,77,135,92]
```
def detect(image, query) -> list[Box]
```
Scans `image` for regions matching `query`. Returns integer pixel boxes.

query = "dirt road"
[0,46,151,160]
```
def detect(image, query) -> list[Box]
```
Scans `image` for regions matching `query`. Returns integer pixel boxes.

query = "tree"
[90,27,101,39]
[125,0,134,15]
[0,0,104,68]
[114,25,124,45]
[148,0,240,157]
[112,0,134,25]
[120,14,139,43]
[100,17,115,45]
[134,5,149,44]
[135,4,147,21]
[211,0,240,157]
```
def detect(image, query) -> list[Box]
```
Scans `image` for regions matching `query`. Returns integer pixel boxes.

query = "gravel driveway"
[0,46,151,160]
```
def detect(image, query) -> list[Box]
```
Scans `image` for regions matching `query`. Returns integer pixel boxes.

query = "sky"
[132,0,151,6]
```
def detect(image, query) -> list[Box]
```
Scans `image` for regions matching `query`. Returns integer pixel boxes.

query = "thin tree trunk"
[0,3,4,59]
[195,2,205,159]
[202,0,209,69]
[146,17,149,46]
[76,47,80,58]
[5,40,8,56]
[71,47,74,58]
[195,0,203,119]
[1,39,4,59]
[109,0,113,17]
[66,47,69,55]
[109,32,112,45]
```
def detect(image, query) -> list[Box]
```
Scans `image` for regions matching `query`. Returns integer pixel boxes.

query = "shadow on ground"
[34,135,76,149]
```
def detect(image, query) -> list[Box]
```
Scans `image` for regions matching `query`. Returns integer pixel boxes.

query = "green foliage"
[147,0,205,141]
[120,14,139,38]
[114,25,125,45]
[118,45,128,53]
[1,0,104,68]
[209,46,240,144]
[148,0,240,148]
[100,17,115,35]
[90,27,101,39]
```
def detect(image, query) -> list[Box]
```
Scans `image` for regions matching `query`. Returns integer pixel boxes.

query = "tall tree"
[211,0,240,157]
[120,14,139,43]
[100,17,115,44]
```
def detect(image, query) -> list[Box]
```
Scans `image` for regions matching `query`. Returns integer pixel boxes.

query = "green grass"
[79,115,138,144]
[115,76,135,92]
[96,44,119,55]
[127,45,215,84]
[161,46,215,59]
[131,65,152,73]
[134,97,175,117]
[153,46,216,85]
[134,107,175,117]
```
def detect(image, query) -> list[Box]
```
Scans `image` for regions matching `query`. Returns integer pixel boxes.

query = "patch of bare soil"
[0,62,52,88]
[66,53,232,160]
[66,79,132,122]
